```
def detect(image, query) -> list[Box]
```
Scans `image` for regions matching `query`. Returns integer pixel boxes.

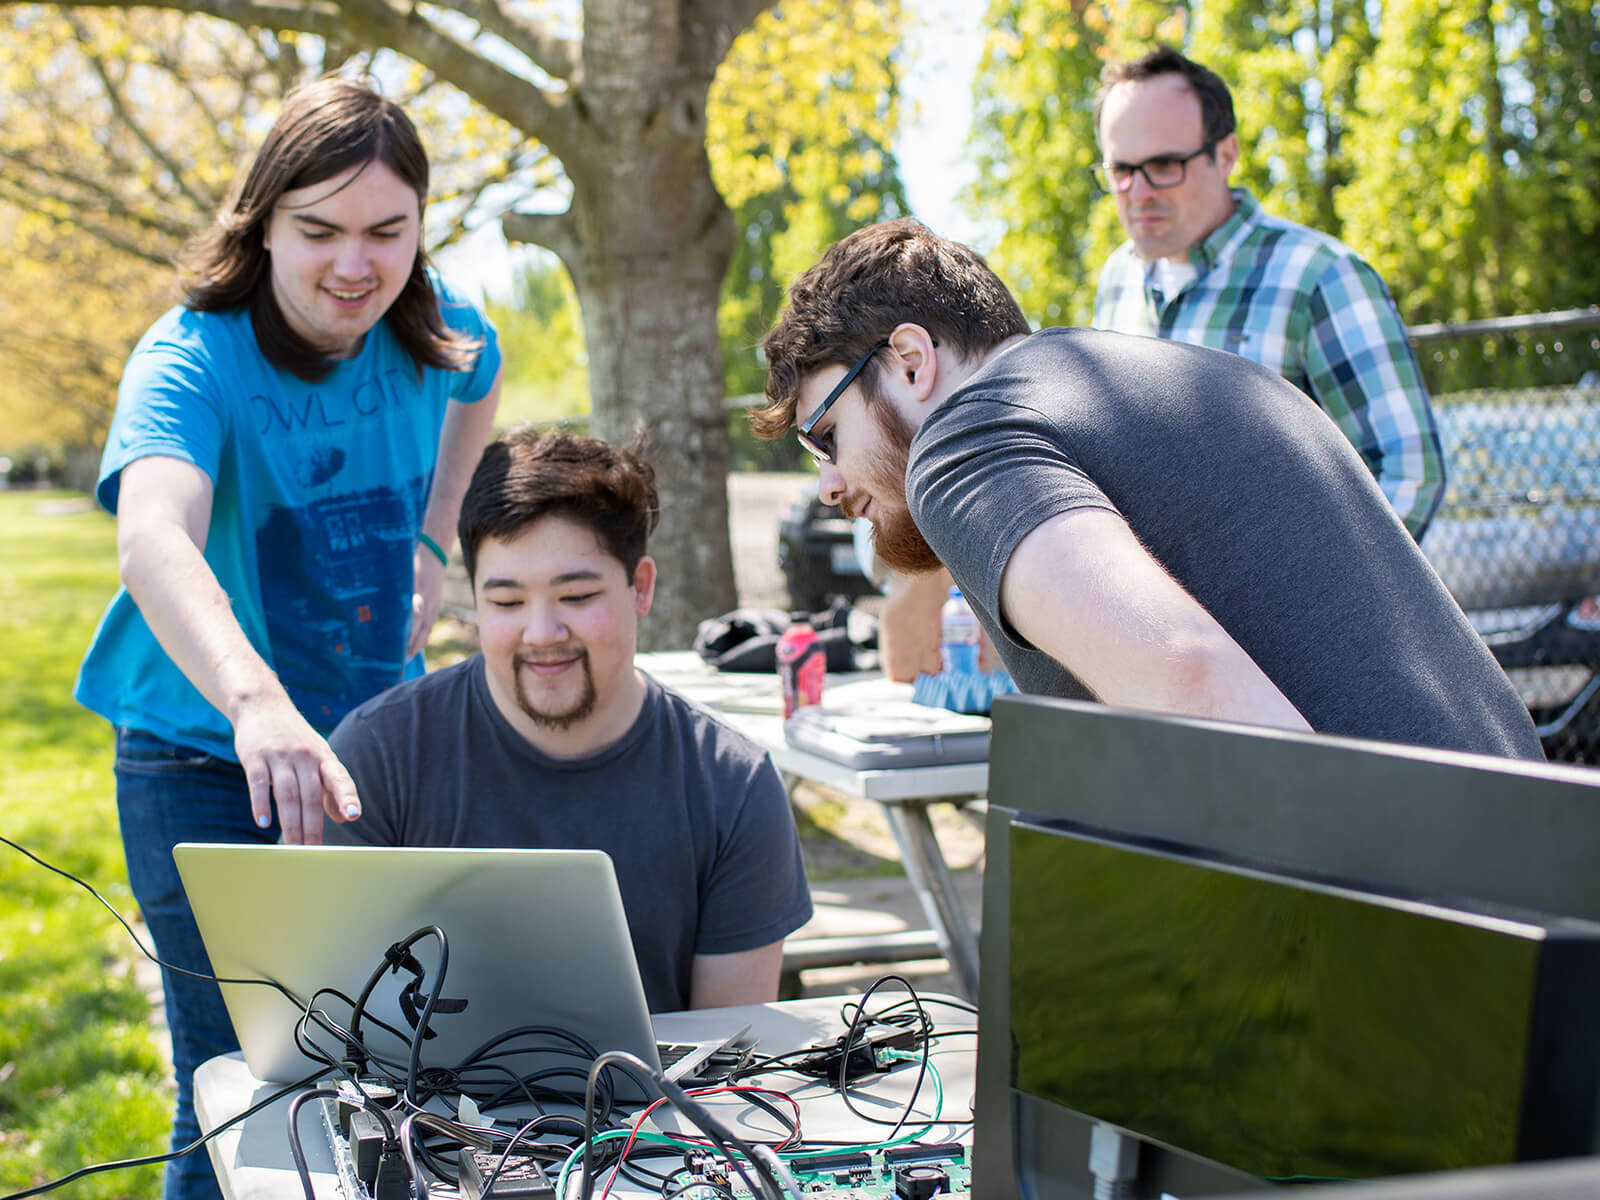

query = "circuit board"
[691,1142,972,1200]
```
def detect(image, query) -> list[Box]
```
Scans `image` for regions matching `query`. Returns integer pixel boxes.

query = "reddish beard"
[856,398,943,575]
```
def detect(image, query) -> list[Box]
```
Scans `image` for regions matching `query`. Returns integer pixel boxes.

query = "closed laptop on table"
[784,701,991,769]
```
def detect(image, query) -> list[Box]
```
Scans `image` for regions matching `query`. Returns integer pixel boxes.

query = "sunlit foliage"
[966,0,1600,329]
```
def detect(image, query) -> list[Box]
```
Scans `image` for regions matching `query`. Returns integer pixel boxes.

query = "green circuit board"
[702,1142,971,1200]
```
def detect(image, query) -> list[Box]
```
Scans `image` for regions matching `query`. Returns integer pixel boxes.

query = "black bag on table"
[693,599,876,673]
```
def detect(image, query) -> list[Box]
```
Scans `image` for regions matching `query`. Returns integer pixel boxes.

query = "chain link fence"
[1414,308,1600,764]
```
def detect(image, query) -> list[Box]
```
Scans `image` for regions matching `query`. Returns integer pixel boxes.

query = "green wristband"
[417,531,449,566]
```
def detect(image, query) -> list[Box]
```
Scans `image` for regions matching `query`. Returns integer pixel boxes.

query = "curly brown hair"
[752,218,1029,438]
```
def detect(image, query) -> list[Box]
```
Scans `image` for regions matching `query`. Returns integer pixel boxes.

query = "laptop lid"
[784,702,991,768]
[173,843,669,1088]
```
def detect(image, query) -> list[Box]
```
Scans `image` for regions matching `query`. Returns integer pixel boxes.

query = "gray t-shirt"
[325,657,814,1011]
[906,327,1541,759]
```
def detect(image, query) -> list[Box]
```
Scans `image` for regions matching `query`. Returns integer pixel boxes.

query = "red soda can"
[776,614,825,717]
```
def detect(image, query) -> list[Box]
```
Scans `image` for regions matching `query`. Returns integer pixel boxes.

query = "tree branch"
[429,137,544,248]
[68,15,216,217]
[0,182,174,265]
[261,25,307,90]
[682,0,773,73]
[0,149,196,242]
[500,207,580,265]
[0,323,128,375]
[7,0,584,160]
[427,0,581,82]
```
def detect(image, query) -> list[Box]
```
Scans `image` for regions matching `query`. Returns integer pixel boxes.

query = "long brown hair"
[178,76,479,382]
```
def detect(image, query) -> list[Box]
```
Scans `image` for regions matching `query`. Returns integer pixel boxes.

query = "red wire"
[595,1085,805,1200]
[596,1108,654,1200]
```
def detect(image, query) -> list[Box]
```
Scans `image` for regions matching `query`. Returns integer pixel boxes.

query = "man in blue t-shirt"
[74,79,501,1200]
[325,429,814,1013]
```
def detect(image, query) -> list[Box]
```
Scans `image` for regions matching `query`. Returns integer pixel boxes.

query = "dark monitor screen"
[972,694,1600,1200]
[1009,817,1600,1181]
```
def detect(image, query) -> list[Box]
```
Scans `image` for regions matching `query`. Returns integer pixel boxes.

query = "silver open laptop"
[173,843,747,1092]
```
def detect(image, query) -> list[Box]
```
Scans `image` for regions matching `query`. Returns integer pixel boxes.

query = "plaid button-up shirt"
[1093,189,1445,539]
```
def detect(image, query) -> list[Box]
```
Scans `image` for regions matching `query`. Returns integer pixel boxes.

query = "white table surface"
[635,652,991,802]
[195,993,977,1200]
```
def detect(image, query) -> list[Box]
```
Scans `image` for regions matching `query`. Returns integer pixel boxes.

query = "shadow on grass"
[789,788,908,880]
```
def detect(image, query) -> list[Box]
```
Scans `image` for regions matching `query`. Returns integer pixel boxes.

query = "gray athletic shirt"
[905,327,1541,759]
[324,657,814,1011]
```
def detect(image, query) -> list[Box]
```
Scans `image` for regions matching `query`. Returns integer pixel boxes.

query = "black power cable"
[345,924,463,1105]
[286,1087,346,1200]
[0,833,308,1007]
[473,1113,580,1198]
[833,975,934,1138]
[6,836,968,1199]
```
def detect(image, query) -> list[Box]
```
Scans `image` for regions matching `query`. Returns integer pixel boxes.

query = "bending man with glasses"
[752,218,1542,760]
[1092,46,1445,541]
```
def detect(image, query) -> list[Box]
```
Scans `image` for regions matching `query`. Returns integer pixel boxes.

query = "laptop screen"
[173,843,666,1088]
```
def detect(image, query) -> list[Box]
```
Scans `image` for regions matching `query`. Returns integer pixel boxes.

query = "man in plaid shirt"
[1092,46,1445,540]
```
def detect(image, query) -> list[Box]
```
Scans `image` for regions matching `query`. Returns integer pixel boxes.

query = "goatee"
[513,648,598,730]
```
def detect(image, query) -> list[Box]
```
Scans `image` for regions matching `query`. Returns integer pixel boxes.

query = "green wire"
[554,1127,701,1198]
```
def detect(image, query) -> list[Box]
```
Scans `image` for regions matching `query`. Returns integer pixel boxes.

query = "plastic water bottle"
[776,613,825,718]
[940,587,982,676]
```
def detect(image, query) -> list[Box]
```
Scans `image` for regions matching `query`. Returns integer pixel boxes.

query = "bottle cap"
[947,586,962,599]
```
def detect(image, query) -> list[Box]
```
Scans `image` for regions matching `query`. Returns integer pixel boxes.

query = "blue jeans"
[114,728,280,1200]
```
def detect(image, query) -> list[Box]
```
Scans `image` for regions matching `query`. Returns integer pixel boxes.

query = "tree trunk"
[525,72,742,650]
[571,204,740,651]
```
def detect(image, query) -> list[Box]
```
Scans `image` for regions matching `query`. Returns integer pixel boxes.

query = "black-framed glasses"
[796,340,890,464]
[1093,142,1216,193]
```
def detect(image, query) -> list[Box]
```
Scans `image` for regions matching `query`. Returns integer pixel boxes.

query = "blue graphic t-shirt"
[75,273,501,759]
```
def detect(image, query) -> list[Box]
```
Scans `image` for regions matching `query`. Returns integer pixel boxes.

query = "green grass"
[0,490,168,1200]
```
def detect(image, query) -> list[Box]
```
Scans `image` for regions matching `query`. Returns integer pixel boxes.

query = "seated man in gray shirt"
[325,428,814,1012]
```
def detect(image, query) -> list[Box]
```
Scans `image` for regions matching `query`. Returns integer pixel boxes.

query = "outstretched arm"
[408,364,504,657]
[1000,507,1311,732]
[879,568,1004,681]
[116,454,361,843]
[879,569,948,681]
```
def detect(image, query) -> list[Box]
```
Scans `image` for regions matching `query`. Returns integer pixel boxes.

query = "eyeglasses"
[796,340,889,465]
[1093,142,1216,193]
